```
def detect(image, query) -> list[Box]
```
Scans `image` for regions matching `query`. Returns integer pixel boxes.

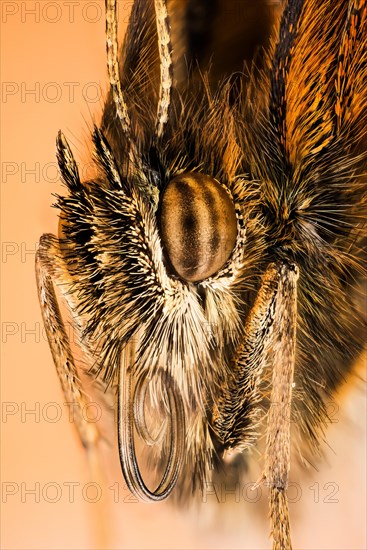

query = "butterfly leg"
[214,261,298,550]
[35,233,99,448]
[264,263,298,550]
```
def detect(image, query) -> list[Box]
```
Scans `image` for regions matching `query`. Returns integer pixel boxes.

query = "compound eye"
[159,172,238,282]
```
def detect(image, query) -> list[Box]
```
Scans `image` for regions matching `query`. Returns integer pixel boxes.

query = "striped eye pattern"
[159,172,238,282]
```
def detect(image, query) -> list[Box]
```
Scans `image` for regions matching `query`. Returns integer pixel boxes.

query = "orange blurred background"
[1,2,366,549]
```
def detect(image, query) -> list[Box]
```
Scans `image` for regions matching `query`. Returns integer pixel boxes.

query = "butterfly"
[36,1,367,548]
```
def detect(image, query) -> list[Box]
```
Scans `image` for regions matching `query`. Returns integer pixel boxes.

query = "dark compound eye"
[159,172,238,282]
